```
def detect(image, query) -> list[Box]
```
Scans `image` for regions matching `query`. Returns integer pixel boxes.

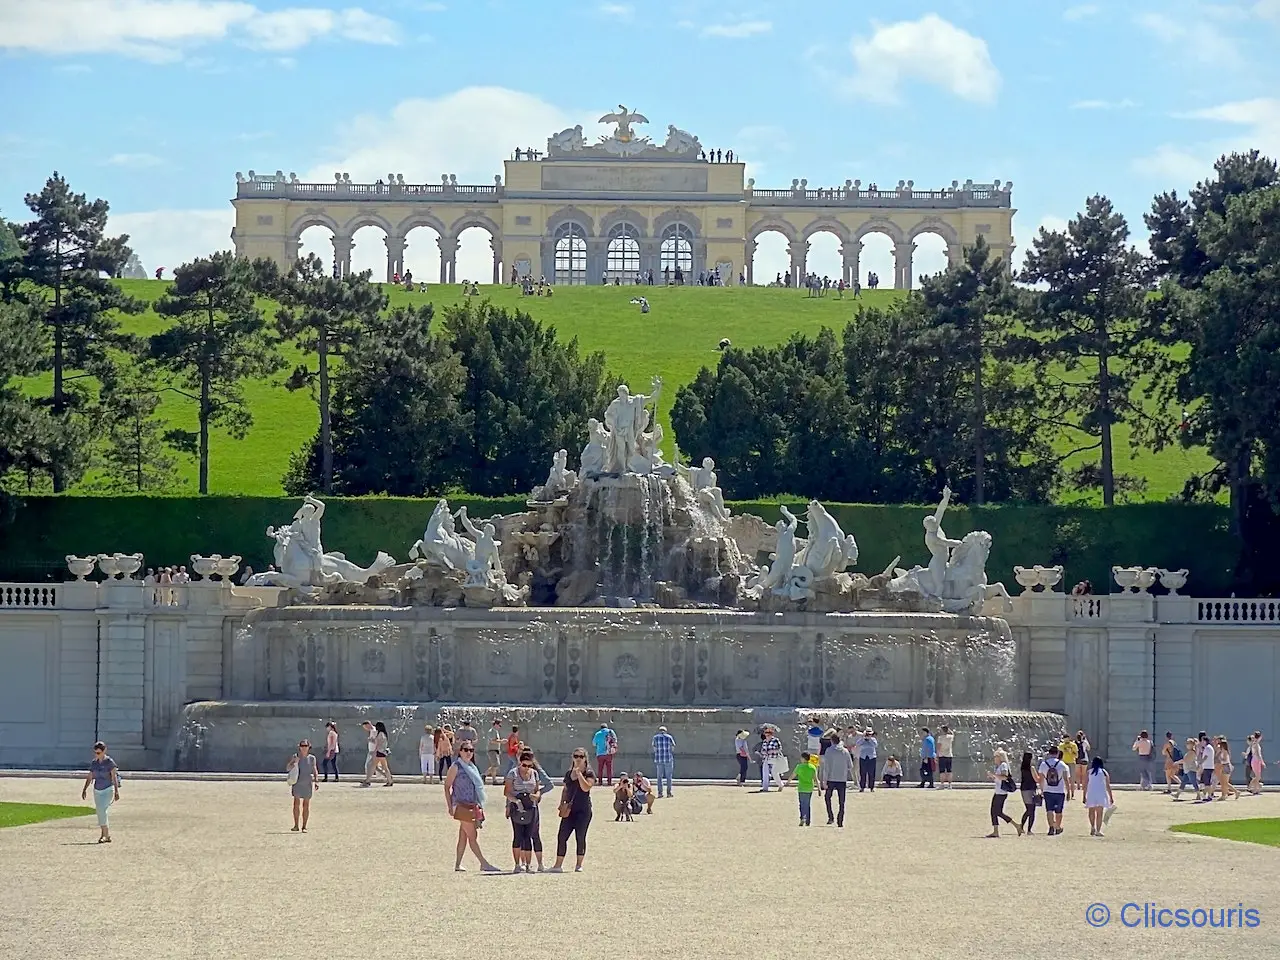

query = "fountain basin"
[171,700,1066,782]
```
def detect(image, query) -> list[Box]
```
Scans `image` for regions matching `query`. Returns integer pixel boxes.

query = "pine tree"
[94,363,179,492]
[150,252,284,494]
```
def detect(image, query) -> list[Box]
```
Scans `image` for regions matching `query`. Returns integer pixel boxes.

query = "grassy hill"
[28,280,1213,500]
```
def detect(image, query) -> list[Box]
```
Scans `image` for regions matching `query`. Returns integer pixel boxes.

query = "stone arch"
[746,217,798,243]
[907,216,961,246]
[853,217,906,244]
[652,206,702,238]
[288,211,341,241]
[598,207,649,238]
[394,211,448,240]
[448,211,502,241]
[801,217,852,244]
[338,212,394,238]
[546,205,595,237]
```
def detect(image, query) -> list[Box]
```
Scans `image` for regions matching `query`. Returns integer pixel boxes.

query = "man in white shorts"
[936,724,956,788]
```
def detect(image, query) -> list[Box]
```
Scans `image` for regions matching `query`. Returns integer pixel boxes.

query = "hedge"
[0,495,1239,596]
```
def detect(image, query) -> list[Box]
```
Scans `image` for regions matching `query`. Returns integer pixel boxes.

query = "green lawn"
[0,801,95,829]
[26,280,1214,500]
[1170,818,1280,848]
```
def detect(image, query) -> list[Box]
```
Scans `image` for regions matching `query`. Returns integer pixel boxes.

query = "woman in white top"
[986,749,1022,837]
[1083,757,1115,836]
[420,724,436,784]
[372,721,393,787]
[1247,732,1265,795]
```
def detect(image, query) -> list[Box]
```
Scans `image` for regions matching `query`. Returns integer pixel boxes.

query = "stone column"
[586,239,607,284]
[639,240,660,283]
[490,237,502,285]
[331,235,353,278]
[384,235,405,282]
[988,244,1013,275]
[946,243,962,268]
[744,240,756,285]
[893,241,915,289]
[284,237,301,273]
[438,236,457,284]
[840,240,862,287]
[787,240,808,286]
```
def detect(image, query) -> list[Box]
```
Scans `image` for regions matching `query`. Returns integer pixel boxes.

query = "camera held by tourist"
[613,773,636,822]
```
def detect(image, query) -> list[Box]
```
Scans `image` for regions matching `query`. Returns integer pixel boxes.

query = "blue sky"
[3,0,1279,283]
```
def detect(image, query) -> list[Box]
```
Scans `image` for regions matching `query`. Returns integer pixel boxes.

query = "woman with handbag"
[504,749,544,873]
[1017,750,1040,835]
[286,739,319,832]
[444,742,501,873]
[987,748,1022,837]
[549,748,596,873]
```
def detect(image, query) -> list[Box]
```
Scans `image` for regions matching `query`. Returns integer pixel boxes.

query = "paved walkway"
[2,777,1278,959]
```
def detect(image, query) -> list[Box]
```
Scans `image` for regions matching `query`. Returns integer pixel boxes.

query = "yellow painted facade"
[231,127,1014,288]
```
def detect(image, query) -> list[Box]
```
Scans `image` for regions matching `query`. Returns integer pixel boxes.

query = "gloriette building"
[231,107,1015,288]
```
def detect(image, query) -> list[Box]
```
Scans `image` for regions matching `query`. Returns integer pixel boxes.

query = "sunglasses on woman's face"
[573,754,585,759]
[460,747,474,753]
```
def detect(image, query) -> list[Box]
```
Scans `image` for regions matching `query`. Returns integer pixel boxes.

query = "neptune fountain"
[177,379,1061,777]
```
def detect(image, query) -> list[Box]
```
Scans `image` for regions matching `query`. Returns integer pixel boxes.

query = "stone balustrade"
[745,178,1012,208]
[235,175,503,202]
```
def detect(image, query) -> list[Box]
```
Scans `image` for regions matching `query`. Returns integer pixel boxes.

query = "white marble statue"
[534,448,578,500]
[663,125,701,154]
[751,504,799,597]
[793,500,858,581]
[248,496,394,589]
[580,418,608,476]
[604,378,661,474]
[456,506,505,588]
[547,125,586,153]
[679,456,730,522]
[887,487,1008,613]
[410,498,475,571]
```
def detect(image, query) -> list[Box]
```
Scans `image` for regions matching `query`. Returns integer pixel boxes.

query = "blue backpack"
[1169,745,1183,763]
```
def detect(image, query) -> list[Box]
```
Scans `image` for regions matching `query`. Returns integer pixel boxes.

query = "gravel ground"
[2,776,1278,960]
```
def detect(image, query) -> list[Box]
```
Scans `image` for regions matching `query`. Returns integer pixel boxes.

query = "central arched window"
[553,222,587,285]
[605,223,641,282]
[660,223,694,278]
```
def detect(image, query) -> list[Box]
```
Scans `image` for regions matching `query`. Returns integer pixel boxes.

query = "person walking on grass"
[550,748,595,873]
[82,741,120,844]
[322,721,340,782]
[819,732,853,827]
[987,748,1022,837]
[791,752,818,826]
[1084,756,1115,837]
[1037,745,1072,835]
[1018,751,1040,835]
[286,739,319,832]
[936,724,955,788]
[652,725,676,798]
[444,742,501,873]
[1132,730,1154,790]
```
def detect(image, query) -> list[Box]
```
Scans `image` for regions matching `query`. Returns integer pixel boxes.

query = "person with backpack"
[1162,732,1183,794]
[592,723,617,786]
[1037,745,1073,835]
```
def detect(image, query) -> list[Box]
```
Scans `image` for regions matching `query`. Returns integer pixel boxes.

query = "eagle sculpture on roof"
[599,105,649,143]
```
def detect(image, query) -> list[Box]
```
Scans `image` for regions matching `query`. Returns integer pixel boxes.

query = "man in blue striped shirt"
[652,726,676,798]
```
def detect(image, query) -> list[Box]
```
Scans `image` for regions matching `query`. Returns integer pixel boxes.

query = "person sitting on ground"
[631,770,654,814]
[613,773,635,822]
[882,756,903,787]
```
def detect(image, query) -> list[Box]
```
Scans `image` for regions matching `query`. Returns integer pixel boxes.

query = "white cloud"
[702,19,772,38]
[848,15,1000,104]
[597,2,633,19]
[105,152,164,167]
[1256,0,1280,20]
[1063,4,1100,20]
[107,208,235,272]
[1133,11,1238,65]
[0,0,398,61]
[1133,98,1280,186]
[1070,98,1137,110]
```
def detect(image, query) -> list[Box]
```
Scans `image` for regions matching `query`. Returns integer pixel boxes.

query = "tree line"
[0,173,611,501]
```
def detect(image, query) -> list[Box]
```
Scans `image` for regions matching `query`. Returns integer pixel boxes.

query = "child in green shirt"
[792,752,818,826]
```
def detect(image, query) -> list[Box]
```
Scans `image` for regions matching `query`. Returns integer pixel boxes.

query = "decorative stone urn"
[1013,564,1064,593]
[214,555,242,581]
[114,553,144,580]
[1112,566,1141,593]
[1134,567,1158,594]
[190,555,220,580]
[66,555,96,581]
[1158,568,1189,595]
[96,554,122,580]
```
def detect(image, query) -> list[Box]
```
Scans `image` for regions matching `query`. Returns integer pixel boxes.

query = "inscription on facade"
[541,165,709,194]
[515,215,532,226]
[256,215,274,226]
[716,218,733,229]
